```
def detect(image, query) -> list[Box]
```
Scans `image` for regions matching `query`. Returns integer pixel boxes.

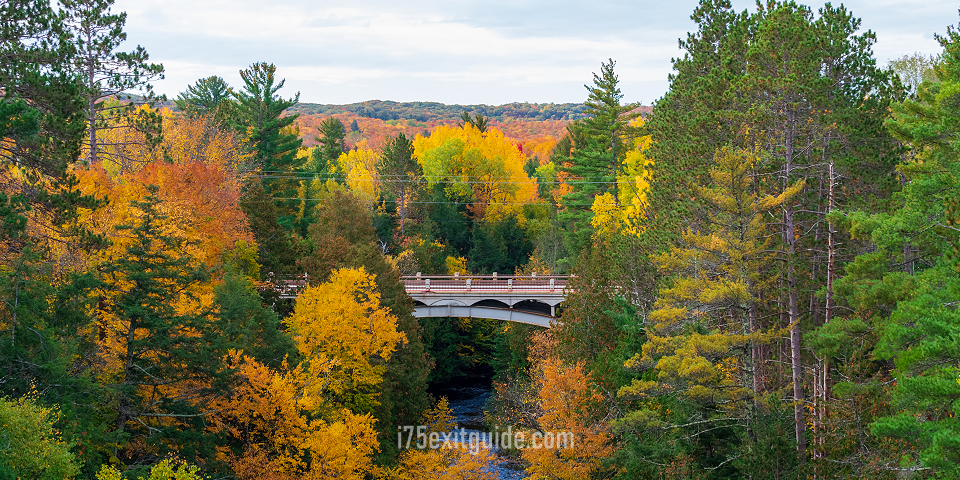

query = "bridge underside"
[412,304,554,328]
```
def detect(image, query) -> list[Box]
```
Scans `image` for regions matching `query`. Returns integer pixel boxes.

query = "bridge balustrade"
[401,273,568,293]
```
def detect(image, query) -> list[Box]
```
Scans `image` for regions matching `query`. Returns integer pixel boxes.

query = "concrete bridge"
[402,273,568,327]
[268,273,569,328]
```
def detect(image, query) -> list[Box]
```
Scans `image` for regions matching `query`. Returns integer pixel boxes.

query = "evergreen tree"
[239,180,299,277]
[234,62,302,228]
[642,0,900,457]
[0,0,86,175]
[378,132,421,237]
[98,187,229,464]
[858,20,960,475]
[175,75,234,119]
[618,148,802,475]
[559,59,639,256]
[61,0,164,171]
[312,116,346,177]
[212,270,296,368]
[458,111,489,133]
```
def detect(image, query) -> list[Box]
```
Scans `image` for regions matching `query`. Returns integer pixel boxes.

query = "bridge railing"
[401,273,569,293]
[259,273,572,298]
[257,273,310,298]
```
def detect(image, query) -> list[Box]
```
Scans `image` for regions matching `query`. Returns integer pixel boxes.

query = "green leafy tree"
[466,217,532,274]
[889,51,940,95]
[0,395,80,480]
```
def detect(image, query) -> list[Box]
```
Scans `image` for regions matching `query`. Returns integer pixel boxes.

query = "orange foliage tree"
[522,357,617,480]
[72,109,254,272]
[210,352,380,480]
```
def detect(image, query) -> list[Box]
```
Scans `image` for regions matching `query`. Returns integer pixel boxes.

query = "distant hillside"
[287,100,590,123]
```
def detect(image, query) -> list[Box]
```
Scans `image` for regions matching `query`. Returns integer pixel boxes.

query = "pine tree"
[97,187,228,464]
[175,75,233,118]
[644,0,900,457]
[0,0,86,175]
[312,116,346,178]
[239,180,299,277]
[212,270,296,368]
[234,62,302,228]
[559,59,639,256]
[458,111,489,133]
[862,20,960,475]
[61,0,164,172]
[377,132,421,237]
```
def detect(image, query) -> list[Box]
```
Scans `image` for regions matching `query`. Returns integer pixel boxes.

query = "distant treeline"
[287,100,590,122]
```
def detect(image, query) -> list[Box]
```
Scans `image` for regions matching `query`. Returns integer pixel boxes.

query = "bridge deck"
[401,274,568,294]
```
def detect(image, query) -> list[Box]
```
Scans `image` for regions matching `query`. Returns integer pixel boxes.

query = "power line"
[247,173,623,185]
[272,197,597,207]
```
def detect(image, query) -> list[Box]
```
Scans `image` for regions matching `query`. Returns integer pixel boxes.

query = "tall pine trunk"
[783,115,806,455]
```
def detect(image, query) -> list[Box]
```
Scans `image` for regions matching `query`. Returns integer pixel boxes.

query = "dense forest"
[287,100,590,123]
[2,0,960,479]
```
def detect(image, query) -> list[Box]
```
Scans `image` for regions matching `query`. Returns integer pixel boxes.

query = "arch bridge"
[268,273,569,328]
[402,273,568,328]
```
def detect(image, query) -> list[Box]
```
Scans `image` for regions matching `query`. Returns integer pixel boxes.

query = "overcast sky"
[115,0,956,106]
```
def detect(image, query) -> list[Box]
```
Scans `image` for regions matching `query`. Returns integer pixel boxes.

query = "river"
[431,379,527,480]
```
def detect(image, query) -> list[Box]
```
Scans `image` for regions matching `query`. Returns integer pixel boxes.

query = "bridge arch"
[412,304,554,328]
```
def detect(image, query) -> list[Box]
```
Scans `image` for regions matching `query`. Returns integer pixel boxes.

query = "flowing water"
[431,380,527,480]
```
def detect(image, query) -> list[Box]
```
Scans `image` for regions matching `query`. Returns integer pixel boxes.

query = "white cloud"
[115,0,959,105]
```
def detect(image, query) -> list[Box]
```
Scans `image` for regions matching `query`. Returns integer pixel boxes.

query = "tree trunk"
[787,206,805,454]
[783,111,806,455]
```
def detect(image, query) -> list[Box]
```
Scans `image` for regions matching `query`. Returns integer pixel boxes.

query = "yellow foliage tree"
[285,266,407,415]
[92,106,251,175]
[413,124,538,221]
[588,118,652,237]
[619,147,802,424]
[210,351,381,480]
[96,459,202,480]
[158,109,252,171]
[337,140,379,201]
